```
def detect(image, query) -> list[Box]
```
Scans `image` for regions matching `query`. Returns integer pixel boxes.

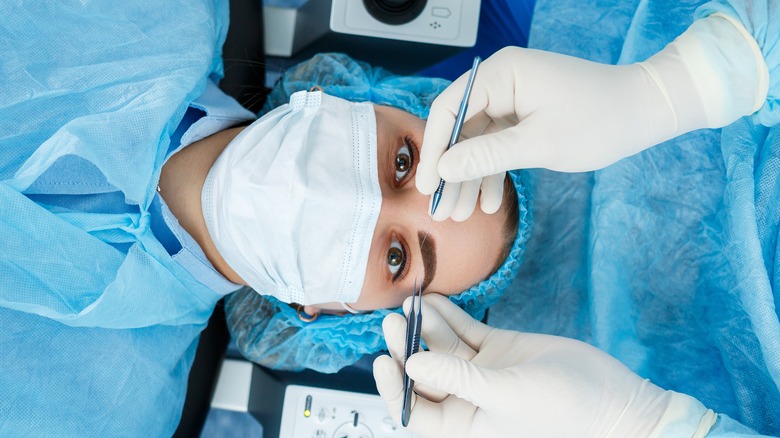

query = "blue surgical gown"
[0,81,249,437]
[0,1,256,435]
[489,0,780,435]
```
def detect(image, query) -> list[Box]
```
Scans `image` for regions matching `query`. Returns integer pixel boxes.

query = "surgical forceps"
[401,279,423,427]
[430,56,482,216]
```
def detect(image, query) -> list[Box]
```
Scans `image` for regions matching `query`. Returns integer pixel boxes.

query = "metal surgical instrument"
[401,279,423,427]
[430,56,482,216]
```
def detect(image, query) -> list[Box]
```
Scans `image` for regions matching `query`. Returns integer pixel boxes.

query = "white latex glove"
[373,294,717,438]
[418,13,768,221]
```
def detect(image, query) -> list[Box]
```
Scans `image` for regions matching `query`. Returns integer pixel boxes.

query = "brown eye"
[395,145,412,181]
[396,153,410,171]
[387,240,405,276]
[387,247,402,267]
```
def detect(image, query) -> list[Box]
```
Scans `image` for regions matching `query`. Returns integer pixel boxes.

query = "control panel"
[278,385,418,438]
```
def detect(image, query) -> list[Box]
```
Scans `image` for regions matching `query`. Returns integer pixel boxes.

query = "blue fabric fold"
[0,1,229,435]
[490,0,780,434]
[0,0,228,328]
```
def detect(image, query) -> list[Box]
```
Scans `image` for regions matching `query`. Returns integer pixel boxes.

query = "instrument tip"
[430,192,442,216]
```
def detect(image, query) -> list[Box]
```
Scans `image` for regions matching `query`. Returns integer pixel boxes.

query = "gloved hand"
[419,13,768,221]
[373,294,717,438]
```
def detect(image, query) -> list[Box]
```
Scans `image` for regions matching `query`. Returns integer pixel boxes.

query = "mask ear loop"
[295,304,319,323]
[340,302,365,314]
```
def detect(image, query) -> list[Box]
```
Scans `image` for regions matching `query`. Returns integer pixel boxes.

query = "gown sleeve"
[695,0,780,127]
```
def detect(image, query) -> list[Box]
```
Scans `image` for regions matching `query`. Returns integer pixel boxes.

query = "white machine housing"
[330,0,480,47]
[264,0,333,57]
[279,385,418,438]
[211,358,418,438]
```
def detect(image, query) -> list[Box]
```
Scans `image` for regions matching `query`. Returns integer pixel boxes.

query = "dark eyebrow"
[418,231,436,292]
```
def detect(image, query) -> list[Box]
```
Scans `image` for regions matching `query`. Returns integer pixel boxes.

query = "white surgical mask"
[202,90,381,306]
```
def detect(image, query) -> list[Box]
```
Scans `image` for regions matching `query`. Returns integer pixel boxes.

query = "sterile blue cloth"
[487,0,779,435]
[225,53,533,373]
[0,1,236,436]
[1,0,230,329]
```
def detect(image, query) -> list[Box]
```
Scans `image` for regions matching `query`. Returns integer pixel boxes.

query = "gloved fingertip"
[404,352,442,382]
[372,355,404,408]
[451,182,479,222]
[479,195,502,214]
[450,208,474,222]
[429,197,452,222]
[438,154,472,184]
[478,173,505,214]
[372,354,399,377]
[421,292,450,306]
[382,313,405,329]
[382,312,406,332]
[415,175,438,196]
[401,295,414,315]
[429,178,461,222]
[431,206,451,222]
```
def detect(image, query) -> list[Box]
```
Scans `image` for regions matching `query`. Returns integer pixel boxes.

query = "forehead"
[425,199,508,295]
[374,104,424,135]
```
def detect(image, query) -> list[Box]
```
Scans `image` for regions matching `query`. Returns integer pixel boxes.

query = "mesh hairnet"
[225,53,531,373]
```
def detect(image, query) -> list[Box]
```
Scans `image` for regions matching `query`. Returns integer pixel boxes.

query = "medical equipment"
[210,358,418,437]
[330,0,480,47]
[263,0,332,57]
[279,385,418,437]
[401,280,424,427]
[430,56,481,216]
[202,90,382,306]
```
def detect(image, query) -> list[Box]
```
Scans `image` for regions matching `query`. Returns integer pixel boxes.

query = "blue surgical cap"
[225,53,531,373]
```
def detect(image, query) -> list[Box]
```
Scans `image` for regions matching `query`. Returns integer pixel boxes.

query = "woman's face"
[310,105,509,313]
